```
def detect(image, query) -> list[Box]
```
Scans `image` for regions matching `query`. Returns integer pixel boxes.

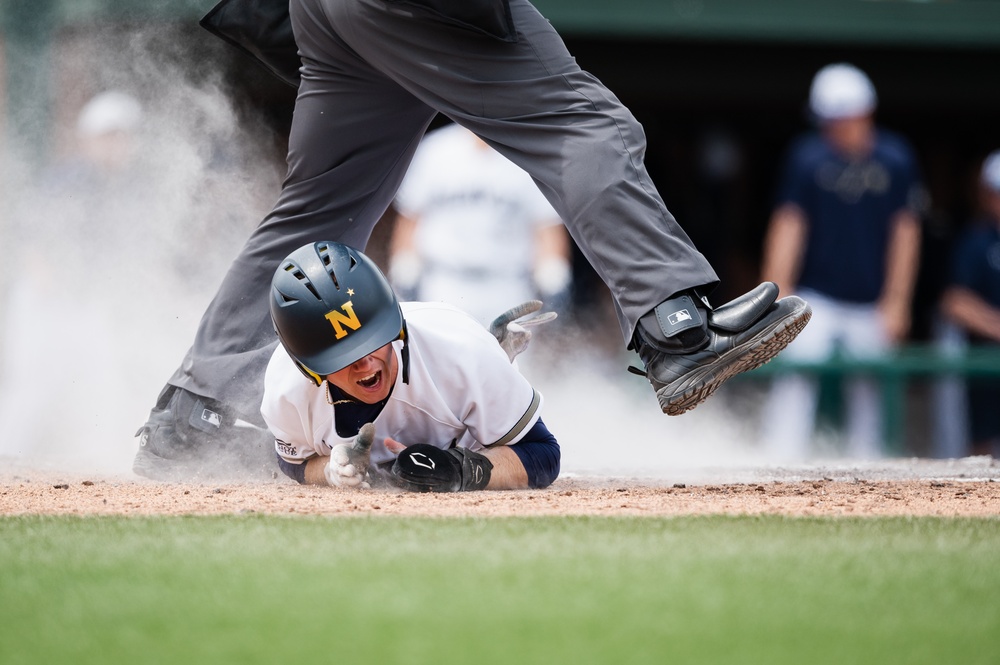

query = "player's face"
[823,114,874,157]
[326,343,397,404]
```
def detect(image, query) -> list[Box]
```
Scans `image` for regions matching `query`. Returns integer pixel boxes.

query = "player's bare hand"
[488,300,557,362]
[878,297,911,344]
[324,423,375,489]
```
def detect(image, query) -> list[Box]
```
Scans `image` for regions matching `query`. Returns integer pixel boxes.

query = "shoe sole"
[658,300,812,415]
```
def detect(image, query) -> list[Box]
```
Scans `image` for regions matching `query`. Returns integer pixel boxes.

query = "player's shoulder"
[264,344,316,398]
[402,301,490,334]
[419,123,472,153]
[873,128,918,165]
[406,125,476,183]
[402,301,502,355]
[261,344,327,431]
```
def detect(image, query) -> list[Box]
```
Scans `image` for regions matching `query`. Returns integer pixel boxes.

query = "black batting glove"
[390,443,493,493]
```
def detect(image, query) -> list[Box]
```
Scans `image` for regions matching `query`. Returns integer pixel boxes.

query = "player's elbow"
[509,422,561,489]
[529,444,560,489]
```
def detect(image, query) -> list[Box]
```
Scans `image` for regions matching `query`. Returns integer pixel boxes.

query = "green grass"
[1,515,998,664]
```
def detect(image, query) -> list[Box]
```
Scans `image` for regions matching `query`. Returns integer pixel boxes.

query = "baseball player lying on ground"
[261,240,560,491]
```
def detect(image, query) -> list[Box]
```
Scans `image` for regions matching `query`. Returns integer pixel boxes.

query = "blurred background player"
[940,150,1000,457]
[259,241,561,491]
[65,91,144,181]
[388,123,572,326]
[759,63,925,460]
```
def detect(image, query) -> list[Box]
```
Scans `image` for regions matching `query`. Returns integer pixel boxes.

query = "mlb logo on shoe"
[668,309,692,326]
[201,409,222,428]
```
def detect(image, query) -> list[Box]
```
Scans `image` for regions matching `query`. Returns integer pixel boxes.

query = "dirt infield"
[3,457,999,518]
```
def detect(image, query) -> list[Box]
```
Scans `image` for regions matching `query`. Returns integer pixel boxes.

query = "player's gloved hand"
[488,300,558,362]
[324,423,375,489]
[389,442,493,493]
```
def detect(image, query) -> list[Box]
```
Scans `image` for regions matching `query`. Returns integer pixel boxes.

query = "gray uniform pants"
[169,0,718,420]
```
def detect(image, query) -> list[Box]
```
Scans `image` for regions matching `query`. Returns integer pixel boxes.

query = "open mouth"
[357,370,382,390]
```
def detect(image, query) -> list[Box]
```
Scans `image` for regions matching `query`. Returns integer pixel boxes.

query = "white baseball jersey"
[261,301,543,469]
[394,124,562,323]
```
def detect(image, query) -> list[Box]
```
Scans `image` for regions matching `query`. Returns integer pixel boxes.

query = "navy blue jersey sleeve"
[949,223,1000,311]
[508,418,560,489]
[881,131,925,215]
[775,135,816,209]
[276,450,308,484]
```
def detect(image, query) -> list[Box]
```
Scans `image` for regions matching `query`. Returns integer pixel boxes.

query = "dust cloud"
[516,328,779,481]
[0,23,283,474]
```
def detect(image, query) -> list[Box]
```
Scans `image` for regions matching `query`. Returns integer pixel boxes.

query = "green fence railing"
[738,345,1000,456]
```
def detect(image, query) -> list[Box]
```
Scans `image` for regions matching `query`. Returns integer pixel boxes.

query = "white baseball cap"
[809,63,877,121]
[982,150,1000,193]
[76,91,142,138]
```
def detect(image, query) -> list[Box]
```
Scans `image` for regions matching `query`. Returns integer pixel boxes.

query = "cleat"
[133,385,276,481]
[631,282,811,415]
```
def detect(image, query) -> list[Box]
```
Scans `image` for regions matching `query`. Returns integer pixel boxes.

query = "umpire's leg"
[167,10,437,421]
[316,0,811,420]
[324,0,719,342]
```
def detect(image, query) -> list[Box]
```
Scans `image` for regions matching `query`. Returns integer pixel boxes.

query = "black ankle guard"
[636,293,710,354]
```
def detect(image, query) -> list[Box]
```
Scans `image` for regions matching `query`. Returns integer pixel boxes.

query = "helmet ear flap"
[294,360,324,386]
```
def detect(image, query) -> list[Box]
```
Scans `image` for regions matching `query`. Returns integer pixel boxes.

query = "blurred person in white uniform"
[389,123,572,326]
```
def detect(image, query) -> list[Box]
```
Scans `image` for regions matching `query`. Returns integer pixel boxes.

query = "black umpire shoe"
[630,282,811,415]
[133,384,276,481]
